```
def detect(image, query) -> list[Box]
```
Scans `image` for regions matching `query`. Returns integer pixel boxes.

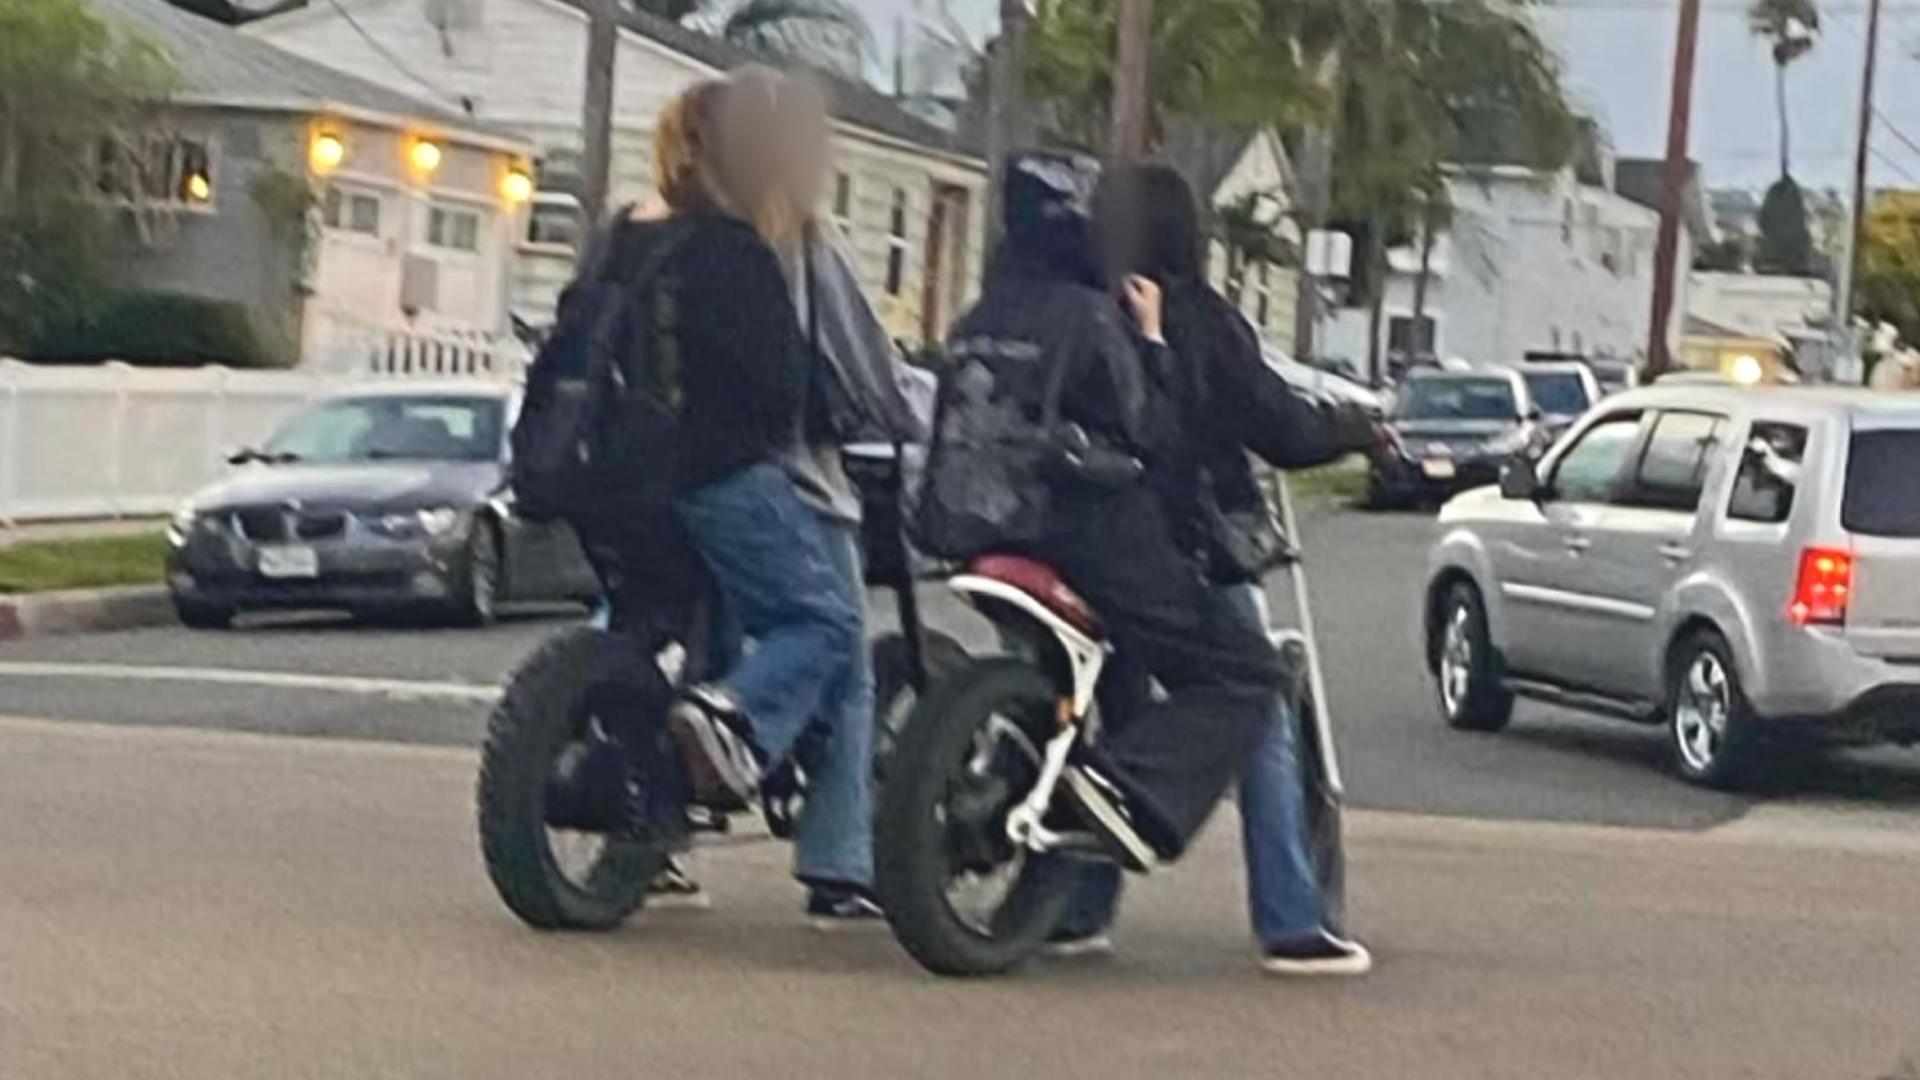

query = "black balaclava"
[997,150,1106,289]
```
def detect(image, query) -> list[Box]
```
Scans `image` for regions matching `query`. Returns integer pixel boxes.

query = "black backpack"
[510,219,692,528]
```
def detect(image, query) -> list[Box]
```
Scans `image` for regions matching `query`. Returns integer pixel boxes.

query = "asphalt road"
[5,715,1920,1080]
[4,506,1918,830]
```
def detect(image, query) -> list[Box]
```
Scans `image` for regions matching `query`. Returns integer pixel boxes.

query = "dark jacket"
[608,213,809,494]
[1100,165,1373,575]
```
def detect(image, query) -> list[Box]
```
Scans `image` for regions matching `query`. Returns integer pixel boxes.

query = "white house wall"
[1325,169,1688,373]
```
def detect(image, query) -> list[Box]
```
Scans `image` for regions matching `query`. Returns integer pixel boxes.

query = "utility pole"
[580,0,619,227]
[1108,0,1153,160]
[1645,0,1703,379]
[983,0,1035,248]
[1291,50,1341,362]
[1834,0,1884,377]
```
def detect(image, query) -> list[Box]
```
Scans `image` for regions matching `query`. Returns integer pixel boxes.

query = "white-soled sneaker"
[1043,932,1115,959]
[665,690,760,812]
[1260,931,1373,977]
[646,855,711,911]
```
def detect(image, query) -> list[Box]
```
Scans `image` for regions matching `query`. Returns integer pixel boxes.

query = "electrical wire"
[320,0,464,106]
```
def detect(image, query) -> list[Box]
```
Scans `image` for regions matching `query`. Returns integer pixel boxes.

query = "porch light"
[409,138,444,177]
[1730,354,1765,386]
[501,168,534,205]
[183,171,212,203]
[310,132,346,174]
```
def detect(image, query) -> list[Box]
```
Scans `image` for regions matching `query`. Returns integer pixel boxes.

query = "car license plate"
[1423,458,1458,481]
[257,544,319,580]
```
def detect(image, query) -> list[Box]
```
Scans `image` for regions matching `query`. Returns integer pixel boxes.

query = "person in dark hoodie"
[926,153,1291,917]
[1042,164,1378,974]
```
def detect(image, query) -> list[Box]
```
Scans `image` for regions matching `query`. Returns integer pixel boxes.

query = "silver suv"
[1423,385,1920,788]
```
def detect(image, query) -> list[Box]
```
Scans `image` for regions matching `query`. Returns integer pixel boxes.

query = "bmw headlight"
[166,501,199,546]
[370,507,465,539]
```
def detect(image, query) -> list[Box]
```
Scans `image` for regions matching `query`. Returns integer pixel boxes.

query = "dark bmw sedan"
[166,383,600,628]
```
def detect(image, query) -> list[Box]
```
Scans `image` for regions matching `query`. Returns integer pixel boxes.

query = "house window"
[322,186,382,237]
[98,136,214,206]
[1255,262,1272,328]
[1388,315,1437,357]
[525,193,583,250]
[885,187,909,296]
[428,204,481,252]
[832,171,854,233]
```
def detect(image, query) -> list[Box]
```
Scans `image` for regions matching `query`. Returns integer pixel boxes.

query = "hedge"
[26,290,282,369]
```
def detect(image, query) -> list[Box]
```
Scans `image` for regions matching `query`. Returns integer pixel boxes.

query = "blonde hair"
[651,74,799,253]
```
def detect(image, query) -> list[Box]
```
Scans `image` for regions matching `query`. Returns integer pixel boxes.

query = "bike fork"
[1004,717,1077,852]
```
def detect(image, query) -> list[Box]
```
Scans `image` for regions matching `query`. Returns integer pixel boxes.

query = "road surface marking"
[0,660,502,703]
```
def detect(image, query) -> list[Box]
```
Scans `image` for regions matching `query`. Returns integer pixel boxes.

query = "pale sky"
[854,0,1920,193]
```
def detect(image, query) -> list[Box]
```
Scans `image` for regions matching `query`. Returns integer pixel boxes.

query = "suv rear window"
[1844,429,1920,537]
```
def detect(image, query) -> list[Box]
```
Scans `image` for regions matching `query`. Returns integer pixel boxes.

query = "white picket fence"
[0,348,525,526]
[304,312,532,381]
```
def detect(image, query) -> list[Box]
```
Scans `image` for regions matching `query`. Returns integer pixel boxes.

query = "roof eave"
[164,93,534,156]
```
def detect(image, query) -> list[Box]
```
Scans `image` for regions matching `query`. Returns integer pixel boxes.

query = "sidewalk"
[0,517,167,550]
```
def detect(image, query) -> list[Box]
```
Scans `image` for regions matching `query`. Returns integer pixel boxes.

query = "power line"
[321,0,463,107]
[1874,108,1920,165]
[1869,143,1920,185]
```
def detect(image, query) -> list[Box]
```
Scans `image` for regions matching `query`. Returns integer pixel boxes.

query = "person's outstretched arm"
[1209,303,1375,469]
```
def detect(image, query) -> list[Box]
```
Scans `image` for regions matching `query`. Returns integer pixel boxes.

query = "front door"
[920,184,971,342]
[1493,411,1646,682]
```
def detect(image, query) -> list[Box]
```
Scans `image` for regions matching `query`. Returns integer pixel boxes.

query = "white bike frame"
[947,573,1109,854]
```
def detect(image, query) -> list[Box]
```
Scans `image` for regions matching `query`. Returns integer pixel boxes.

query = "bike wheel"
[478,626,668,930]
[874,657,1076,977]
[871,629,970,789]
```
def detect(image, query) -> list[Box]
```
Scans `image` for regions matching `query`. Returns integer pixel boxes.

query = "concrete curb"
[0,586,175,642]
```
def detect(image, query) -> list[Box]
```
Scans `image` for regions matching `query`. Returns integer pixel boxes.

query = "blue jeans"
[1061,583,1328,948]
[677,464,872,889]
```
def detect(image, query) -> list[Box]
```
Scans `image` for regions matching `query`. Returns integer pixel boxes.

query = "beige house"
[89,0,537,369]
[248,0,989,347]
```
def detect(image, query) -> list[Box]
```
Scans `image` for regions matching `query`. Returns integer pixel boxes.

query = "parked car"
[1369,368,1543,507]
[1519,362,1601,441]
[1424,384,1920,788]
[1587,358,1639,396]
[166,382,600,628]
[1265,347,1385,417]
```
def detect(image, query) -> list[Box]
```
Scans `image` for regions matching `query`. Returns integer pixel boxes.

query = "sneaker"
[646,856,711,911]
[665,689,760,812]
[1259,931,1373,977]
[1043,931,1115,959]
[1060,765,1159,873]
[805,887,885,931]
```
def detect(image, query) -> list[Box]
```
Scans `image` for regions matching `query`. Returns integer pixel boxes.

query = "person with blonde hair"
[591,77,878,924]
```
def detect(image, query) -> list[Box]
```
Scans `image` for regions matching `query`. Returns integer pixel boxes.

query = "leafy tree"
[1748,0,1819,180]
[0,0,171,353]
[680,0,874,78]
[1755,174,1815,275]
[1857,192,1920,347]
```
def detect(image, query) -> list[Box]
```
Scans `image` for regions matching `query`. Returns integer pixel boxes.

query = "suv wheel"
[1667,631,1766,789]
[1433,582,1514,732]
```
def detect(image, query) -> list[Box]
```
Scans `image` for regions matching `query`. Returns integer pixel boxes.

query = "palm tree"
[1749,0,1820,179]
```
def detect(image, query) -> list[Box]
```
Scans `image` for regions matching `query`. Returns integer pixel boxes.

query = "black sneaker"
[1260,931,1373,977]
[665,689,760,812]
[646,855,711,911]
[1059,764,1159,873]
[805,887,884,931]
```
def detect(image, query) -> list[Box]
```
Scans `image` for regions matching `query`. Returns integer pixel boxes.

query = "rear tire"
[478,626,666,930]
[1431,582,1514,732]
[173,594,234,630]
[874,658,1075,977]
[870,630,969,789]
[1667,630,1767,790]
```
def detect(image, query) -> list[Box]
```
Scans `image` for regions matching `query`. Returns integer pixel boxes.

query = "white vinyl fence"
[0,360,337,524]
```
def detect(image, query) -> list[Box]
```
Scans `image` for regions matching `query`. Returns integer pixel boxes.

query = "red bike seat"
[964,555,1102,637]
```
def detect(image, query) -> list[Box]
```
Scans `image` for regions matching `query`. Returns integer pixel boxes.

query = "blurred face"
[775,78,833,216]
[715,76,785,218]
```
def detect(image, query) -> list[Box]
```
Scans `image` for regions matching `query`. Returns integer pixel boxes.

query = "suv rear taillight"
[1789,547,1854,626]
